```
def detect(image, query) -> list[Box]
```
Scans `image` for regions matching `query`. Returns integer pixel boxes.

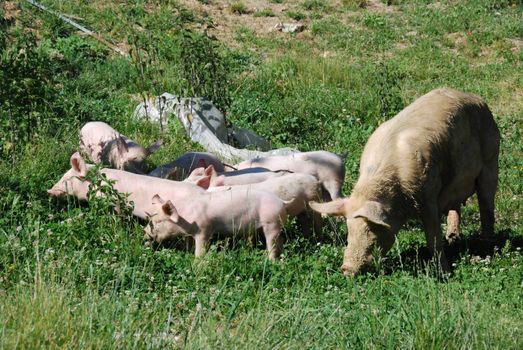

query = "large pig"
[309,88,500,276]
[184,165,288,187]
[234,151,346,200]
[144,190,291,260]
[80,121,162,173]
[148,152,225,180]
[47,152,206,219]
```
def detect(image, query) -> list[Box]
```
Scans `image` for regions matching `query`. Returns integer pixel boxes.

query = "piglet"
[184,165,288,187]
[80,121,162,173]
[144,189,292,260]
[47,152,206,220]
[198,172,324,236]
[234,151,346,200]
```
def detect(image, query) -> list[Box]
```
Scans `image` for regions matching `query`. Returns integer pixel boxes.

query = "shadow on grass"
[381,228,523,279]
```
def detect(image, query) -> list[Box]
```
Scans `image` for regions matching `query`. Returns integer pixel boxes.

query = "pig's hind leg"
[476,162,498,239]
[446,207,461,244]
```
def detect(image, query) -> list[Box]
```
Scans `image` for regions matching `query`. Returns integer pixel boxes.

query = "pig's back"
[205,188,285,232]
[358,88,499,205]
[81,122,119,143]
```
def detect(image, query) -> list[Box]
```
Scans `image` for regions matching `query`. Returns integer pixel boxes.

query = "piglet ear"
[152,194,165,205]
[195,175,211,190]
[116,136,129,154]
[204,164,215,176]
[162,200,179,222]
[351,201,391,230]
[145,139,163,155]
[70,152,87,177]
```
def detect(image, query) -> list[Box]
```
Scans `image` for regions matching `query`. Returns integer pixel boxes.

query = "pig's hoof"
[445,231,459,245]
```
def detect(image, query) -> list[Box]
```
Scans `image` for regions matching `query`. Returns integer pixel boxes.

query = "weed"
[177,29,231,114]
[287,11,306,21]
[230,2,249,15]
[254,9,276,17]
[342,0,367,9]
[302,0,327,11]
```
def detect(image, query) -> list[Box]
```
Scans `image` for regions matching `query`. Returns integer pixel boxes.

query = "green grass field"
[1,0,522,348]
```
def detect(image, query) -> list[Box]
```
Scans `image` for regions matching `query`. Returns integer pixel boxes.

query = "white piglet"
[47,152,206,220]
[80,121,162,173]
[144,190,292,260]
[234,151,346,200]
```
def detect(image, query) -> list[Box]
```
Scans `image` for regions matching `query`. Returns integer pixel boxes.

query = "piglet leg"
[194,233,210,257]
[263,223,283,261]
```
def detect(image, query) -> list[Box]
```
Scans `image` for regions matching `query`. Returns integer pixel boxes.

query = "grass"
[287,10,307,21]
[254,9,276,18]
[1,0,523,348]
[230,2,249,15]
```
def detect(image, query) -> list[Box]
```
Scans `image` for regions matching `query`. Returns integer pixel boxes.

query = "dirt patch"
[180,0,308,46]
[446,32,468,48]
[508,38,523,53]
[493,80,523,116]
[363,0,397,13]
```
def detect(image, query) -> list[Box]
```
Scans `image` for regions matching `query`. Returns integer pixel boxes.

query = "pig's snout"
[143,222,156,244]
[341,264,358,277]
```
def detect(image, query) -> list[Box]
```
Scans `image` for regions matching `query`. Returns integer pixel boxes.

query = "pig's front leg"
[421,203,450,274]
[194,232,210,257]
[262,222,284,261]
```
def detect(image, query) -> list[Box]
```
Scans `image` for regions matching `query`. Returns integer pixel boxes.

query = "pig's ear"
[151,194,165,205]
[308,199,347,217]
[351,201,391,229]
[70,152,87,177]
[213,175,225,187]
[116,136,129,154]
[162,200,179,222]
[204,164,215,176]
[195,175,211,190]
[187,167,202,177]
[145,139,163,155]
